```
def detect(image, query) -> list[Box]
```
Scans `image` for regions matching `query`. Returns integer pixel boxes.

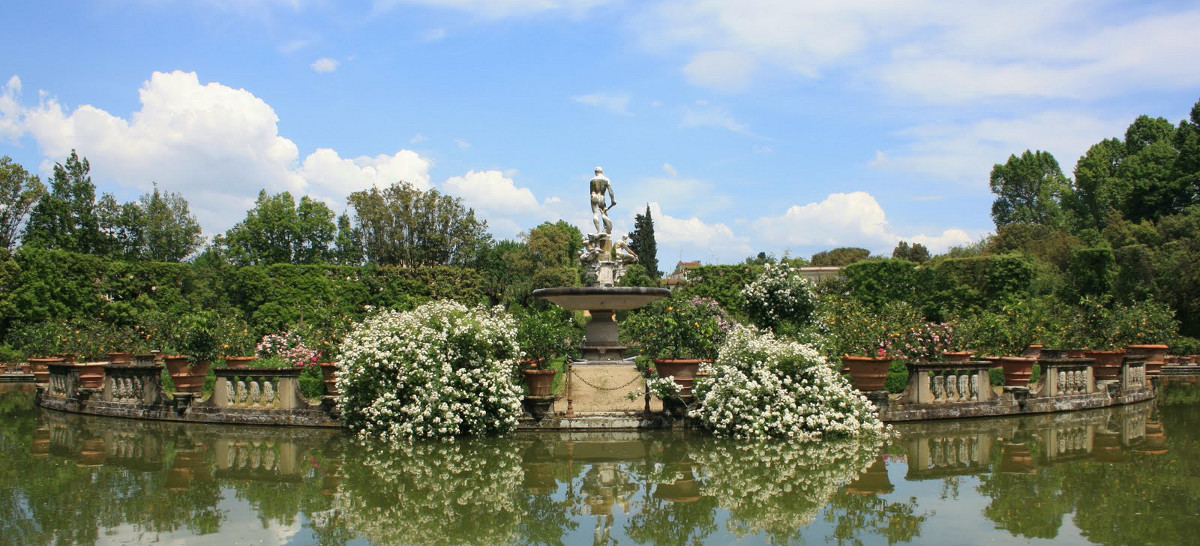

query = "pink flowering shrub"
[257,331,321,367]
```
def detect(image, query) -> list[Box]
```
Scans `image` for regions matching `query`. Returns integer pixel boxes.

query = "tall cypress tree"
[629,205,660,279]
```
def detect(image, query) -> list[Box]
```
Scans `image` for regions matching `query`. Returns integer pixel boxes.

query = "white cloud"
[751,191,972,254]
[874,110,1129,185]
[372,0,611,18]
[680,104,750,134]
[682,50,757,93]
[301,148,432,197]
[441,170,567,239]
[279,39,310,53]
[10,70,438,235]
[455,138,471,149]
[647,201,751,263]
[572,92,631,115]
[310,57,339,73]
[636,1,1200,102]
[0,75,21,140]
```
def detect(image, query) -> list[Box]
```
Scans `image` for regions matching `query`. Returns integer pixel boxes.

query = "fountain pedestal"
[533,286,670,416]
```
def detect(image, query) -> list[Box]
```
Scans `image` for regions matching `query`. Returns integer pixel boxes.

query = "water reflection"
[3,383,1200,544]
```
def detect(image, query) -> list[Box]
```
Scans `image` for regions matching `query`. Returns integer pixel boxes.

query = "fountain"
[532,167,670,418]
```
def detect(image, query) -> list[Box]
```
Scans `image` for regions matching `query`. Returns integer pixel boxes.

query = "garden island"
[3,101,1200,543]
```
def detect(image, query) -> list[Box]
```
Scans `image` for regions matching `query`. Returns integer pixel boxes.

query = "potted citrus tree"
[514,306,581,397]
[623,297,731,394]
[164,311,222,393]
[219,316,258,368]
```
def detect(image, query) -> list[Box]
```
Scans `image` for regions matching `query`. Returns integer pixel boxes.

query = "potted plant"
[219,316,258,368]
[163,312,222,393]
[514,307,581,397]
[623,297,731,393]
[824,298,917,392]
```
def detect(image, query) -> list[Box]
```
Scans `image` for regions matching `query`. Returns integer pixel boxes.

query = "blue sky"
[2,1,1198,265]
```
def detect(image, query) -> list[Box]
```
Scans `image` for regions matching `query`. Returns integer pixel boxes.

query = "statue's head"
[594,166,604,174]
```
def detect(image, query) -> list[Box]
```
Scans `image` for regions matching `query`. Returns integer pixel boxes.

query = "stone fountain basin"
[532,287,670,311]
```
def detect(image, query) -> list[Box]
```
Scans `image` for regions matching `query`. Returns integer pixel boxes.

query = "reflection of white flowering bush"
[741,262,817,331]
[336,301,524,441]
[693,436,882,541]
[691,325,884,440]
[334,438,524,545]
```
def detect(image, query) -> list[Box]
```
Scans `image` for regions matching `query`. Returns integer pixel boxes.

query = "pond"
[3,381,1200,545]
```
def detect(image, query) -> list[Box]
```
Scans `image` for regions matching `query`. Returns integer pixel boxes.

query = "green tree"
[811,247,870,266]
[130,185,203,261]
[220,190,335,265]
[989,150,1072,228]
[0,156,45,250]
[23,150,111,254]
[630,205,660,278]
[347,181,489,267]
[1069,138,1127,230]
[332,212,363,265]
[891,240,931,263]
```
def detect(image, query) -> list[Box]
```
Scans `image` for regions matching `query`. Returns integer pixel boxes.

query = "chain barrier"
[569,368,645,391]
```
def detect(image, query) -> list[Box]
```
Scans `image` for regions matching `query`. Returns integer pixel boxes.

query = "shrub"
[512,306,581,367]
[690,325,885,440]
[623,297,733,361]
[336,301,523,441]
[741,262,817,332]
[256,331,321,367]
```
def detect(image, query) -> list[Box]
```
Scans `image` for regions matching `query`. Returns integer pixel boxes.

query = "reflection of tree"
[977,439,1071,539]
[823,490,930,545]
[624,477,719,546]
[690,435,885,543]
[823,456,932,545]
[334,437,525,545]
[624,434,718,546]
[1063,404,1200,545]
[516,489,578,546]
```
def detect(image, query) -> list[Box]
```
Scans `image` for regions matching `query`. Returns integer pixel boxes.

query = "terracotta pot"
[74,361,106,389]
[1127,344,1168,376]
[222,356,257,368]
[1093,432,1125,463]
[941,351,974,363]
[319,362,340,395]
[1022,344,1043,360]
[653,359,703,380]
[841,356,891,392]
[998,443,1036,474]
[77,438,106,467]
[654,476,702,503]
[845,457,894,494]
[1084,349,1125,381]
[107,352,133,365]
[653,358,706,395]
[997,357,1035,387]
[164,356,210,393]
[522,368,556,397]
[27,357,63,384]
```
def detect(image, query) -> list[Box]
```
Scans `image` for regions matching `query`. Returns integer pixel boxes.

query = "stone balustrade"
[211,367,307,410]
[905,361,993,404]
[1037,358,1095,397]
[1121,357,1148,392]
[46,363,80,399]
[103,364,166,405]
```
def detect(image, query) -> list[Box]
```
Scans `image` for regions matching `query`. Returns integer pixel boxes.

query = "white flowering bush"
[691,325,885,440]
[741,262,817,332]
[336,300,524,441]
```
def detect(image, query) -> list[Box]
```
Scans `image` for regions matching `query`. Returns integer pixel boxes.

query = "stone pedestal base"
[559,362,662,415]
